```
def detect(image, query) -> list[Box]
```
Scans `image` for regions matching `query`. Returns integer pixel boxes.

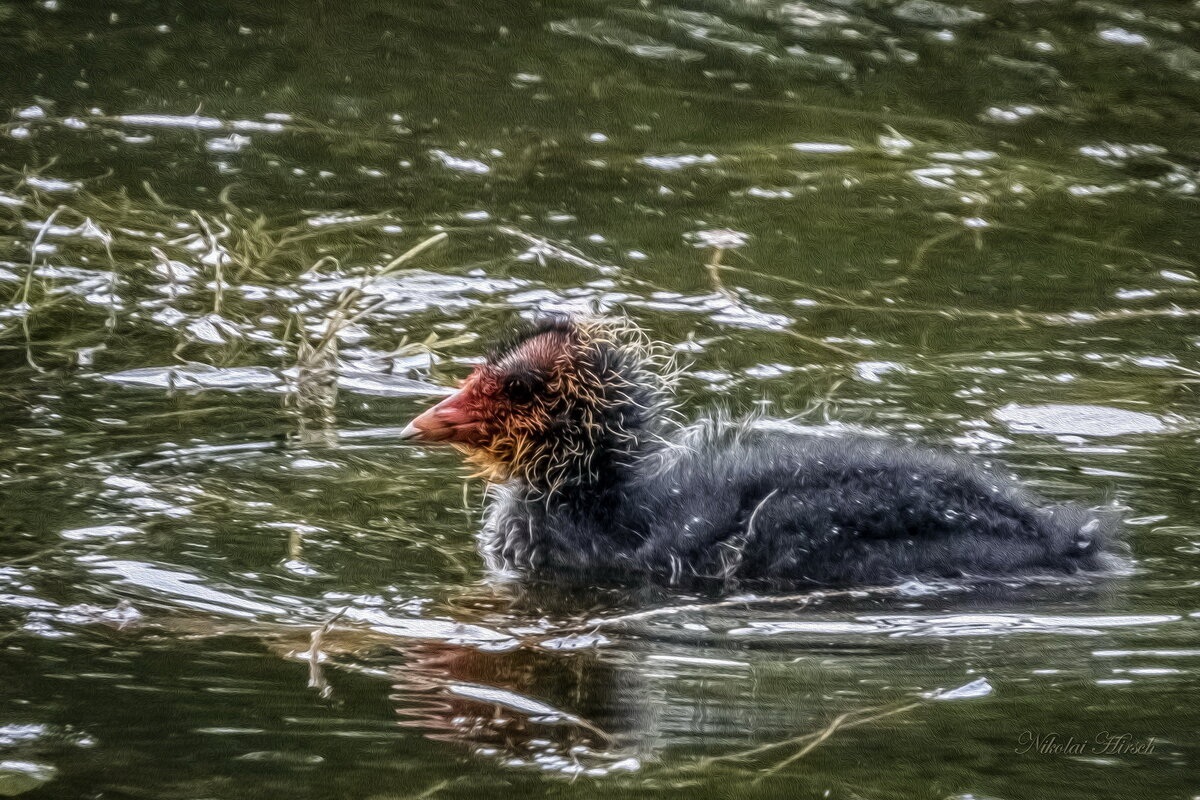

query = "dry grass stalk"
[307,607,349,699]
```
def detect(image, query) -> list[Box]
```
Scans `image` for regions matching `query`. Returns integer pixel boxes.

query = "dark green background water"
[1,1,1198,798]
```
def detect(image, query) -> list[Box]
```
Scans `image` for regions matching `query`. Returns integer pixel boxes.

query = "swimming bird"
[400,316,1112,589]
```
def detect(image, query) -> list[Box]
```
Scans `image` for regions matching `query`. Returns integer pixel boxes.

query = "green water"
[1,1,1198,797]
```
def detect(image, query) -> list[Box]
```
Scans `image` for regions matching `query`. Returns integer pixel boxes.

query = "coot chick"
[401,316,1112,589]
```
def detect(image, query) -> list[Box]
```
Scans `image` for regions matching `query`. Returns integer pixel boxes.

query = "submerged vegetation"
[2,153,1196,408]
[1,172,477,430]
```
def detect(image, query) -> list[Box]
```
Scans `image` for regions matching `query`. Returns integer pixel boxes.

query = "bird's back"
[623,420,1112,588]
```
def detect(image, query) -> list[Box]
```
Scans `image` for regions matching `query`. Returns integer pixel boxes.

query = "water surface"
[1,1,1198,798]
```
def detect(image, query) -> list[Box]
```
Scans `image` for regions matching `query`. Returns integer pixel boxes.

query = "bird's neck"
[521,421,659,499]
[491,437,653,576]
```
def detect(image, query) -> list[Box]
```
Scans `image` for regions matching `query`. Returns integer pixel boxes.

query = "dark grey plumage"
[482,418,1112,589]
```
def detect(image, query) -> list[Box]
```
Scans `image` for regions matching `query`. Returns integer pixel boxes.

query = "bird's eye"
[502,373,538,405]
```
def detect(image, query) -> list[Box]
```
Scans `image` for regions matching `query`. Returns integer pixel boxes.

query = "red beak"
[400,388,485,445]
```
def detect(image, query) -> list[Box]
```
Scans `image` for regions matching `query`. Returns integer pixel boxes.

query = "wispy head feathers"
[464,314,675,493]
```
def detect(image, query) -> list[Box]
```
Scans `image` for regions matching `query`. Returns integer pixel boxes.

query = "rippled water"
[1,1,1198,797]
